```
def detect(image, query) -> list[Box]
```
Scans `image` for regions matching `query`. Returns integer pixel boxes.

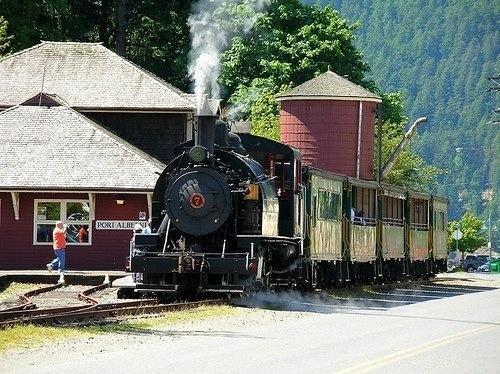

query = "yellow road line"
[337,322,500,373]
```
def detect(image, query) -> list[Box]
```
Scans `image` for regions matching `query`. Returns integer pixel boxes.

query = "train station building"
[0,42,197,270]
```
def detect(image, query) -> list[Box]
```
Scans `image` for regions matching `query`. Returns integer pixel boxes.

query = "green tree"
[448,212,487,254]
[220,0,440,190]
[249,88,281,141]
[0,16,13,57]
[0,0,73,50]
[219,0,371,110]
[0,0,193,90]
[378,92,442,190]
[219,0,372,143]
[125,0,192,90]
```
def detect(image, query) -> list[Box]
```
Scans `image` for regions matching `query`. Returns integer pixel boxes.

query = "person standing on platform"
[142,219,152,234]
[47,221,67,273]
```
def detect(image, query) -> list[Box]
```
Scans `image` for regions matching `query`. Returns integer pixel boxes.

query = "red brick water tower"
[276,71,382,180]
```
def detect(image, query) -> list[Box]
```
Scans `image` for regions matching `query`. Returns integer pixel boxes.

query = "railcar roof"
[346,177,379,189]
[304,166,346,181]
[408,190,431,200]
[431,195,449,203]
[237,133,302,160]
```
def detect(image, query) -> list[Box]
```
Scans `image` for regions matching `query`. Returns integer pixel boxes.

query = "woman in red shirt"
[47,221,67,273]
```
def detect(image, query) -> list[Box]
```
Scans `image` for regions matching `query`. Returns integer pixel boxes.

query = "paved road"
[3,281,500,373]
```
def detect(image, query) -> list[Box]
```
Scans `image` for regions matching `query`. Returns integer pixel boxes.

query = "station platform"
[0,270,127,287]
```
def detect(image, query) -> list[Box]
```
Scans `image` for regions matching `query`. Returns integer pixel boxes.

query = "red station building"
[0,42,197,270]
[0,97,165,270]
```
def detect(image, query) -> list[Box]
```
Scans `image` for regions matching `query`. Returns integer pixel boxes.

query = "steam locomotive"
[125,108,448,296]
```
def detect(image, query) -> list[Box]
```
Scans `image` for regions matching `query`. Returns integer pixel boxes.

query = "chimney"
[196,95,220,155]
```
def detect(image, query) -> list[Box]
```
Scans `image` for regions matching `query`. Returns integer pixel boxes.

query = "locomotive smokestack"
[195,95,219,154]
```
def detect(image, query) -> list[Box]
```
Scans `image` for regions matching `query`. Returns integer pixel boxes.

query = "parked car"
[447,251,462,270]
[463,254,489,272]
[477,261,491,272]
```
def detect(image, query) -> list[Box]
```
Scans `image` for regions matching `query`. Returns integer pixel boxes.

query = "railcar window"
[330,193,341,220]
[318,189,341,221]
[411,198,428,230]
[294,160,302,192]
[267,154,275,176]
[352,186,376,226]
[382,195,404,226]
[433,210,446,231]
[312,195,317,227]
[274,160,292,198]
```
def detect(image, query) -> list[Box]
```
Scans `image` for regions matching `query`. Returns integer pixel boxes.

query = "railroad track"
[0,282,229,327]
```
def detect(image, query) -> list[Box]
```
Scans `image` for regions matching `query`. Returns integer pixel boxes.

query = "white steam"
[188,0,269,111]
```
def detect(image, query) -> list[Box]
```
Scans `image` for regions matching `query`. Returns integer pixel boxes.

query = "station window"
[34,200,92,245]
[317,189,341,221]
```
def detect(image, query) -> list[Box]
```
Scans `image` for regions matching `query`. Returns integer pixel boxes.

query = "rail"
[382,218,405,227]
[352,217,377,227]
[410,223,429,230]
[0,282,229,327]
[0,283,63,313]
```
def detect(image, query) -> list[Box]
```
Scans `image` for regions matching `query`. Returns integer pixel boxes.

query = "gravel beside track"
[29,285,91,309]
[0,299,22,311]
[0,283,45,312]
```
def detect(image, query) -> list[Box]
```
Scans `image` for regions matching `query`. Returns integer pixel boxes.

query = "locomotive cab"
[238,133,303,239]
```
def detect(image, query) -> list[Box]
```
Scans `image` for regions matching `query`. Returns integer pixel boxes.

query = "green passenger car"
[431,197,448,260]
[380,184,406,260]
[305,169,344,261]
[348,179,378,263]
[408,192,430,261]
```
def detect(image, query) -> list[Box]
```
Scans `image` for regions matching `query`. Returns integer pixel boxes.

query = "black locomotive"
[127,109,448,296]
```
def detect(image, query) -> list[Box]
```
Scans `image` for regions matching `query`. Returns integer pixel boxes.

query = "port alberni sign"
[95,220,146,230]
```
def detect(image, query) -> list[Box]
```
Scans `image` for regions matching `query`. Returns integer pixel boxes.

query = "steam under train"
[125,110,448,296]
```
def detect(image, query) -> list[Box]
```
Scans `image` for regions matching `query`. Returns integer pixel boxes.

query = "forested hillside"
[308,0,499,221]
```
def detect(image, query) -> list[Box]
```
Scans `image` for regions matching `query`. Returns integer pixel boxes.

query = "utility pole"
[488,210,492,262]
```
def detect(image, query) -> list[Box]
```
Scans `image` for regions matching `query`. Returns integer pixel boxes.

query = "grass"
[0,305,237,353]
[0,283,45,301]
[0,325,88,352]
[86,304,238,333]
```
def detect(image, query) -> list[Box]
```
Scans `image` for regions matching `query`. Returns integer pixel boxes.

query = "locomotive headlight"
[189,146,208,163]
[244,183,259,200]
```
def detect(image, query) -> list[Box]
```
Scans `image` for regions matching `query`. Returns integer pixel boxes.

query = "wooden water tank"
[276,71,381,180]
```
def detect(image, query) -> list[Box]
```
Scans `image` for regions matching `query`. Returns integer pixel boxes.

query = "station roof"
[0,98,165,191]
[276,71,381,103]
[0,41,195,112]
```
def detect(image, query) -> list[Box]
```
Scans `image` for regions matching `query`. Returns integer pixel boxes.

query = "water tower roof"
[276,71,381,103]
